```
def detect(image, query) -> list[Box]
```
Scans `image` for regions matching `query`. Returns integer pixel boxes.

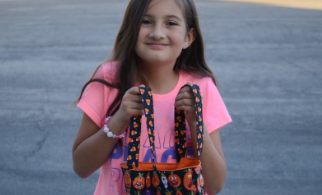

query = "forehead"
[145,0,185,19]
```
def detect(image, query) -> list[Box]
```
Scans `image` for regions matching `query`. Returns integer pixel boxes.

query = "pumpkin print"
[146,172,151,188]
[165,190,173,195]
[176,188,183,195]
[189,186,197,195]
[124,171,131,187]
[184,169,196,191]
[156,187,162,195]
[152,172,160,187]
[168,173,181,188]
[133,173,145,190]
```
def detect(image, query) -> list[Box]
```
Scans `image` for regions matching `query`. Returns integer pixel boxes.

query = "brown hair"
[75,0,217,118]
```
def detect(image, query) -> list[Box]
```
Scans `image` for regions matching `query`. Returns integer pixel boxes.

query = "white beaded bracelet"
[103,116,126,138]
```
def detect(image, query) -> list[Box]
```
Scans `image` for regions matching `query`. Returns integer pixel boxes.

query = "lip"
[146,43,168,49]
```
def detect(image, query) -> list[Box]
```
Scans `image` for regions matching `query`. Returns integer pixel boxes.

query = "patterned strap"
[127,87,156,170]
[175,84,204,161]
[127,84,204,169]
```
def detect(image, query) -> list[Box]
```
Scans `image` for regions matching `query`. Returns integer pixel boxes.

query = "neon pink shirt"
[77,61,232,195]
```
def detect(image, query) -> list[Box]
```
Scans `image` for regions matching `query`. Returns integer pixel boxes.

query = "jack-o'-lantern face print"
[124,171,131,187]
[168,173,181,188]
[152,172,160,187]
[133,173,145,190]
[146,172,151,188]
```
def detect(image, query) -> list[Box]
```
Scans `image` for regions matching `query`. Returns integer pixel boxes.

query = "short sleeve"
[77,62,119,128]
[201,78,232,134]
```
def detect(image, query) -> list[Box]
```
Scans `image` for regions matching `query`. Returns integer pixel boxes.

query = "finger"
[129,102,144,110]
[175,91,194,102]
[128,86,141,95]
[124,94,143,103]
[174,98,195,107]
[128,108,145,116]
[175,105,195,112]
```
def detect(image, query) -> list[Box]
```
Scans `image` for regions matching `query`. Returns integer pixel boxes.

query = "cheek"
[135,28,147,46]
[169,29,186,46]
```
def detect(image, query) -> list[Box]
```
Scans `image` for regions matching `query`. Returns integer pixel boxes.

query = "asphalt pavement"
[0,0,321,194]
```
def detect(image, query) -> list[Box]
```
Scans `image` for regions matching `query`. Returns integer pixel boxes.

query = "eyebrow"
[144,14,183,22]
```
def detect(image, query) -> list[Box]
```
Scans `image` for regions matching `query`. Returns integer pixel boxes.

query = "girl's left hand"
[174,82,196,124]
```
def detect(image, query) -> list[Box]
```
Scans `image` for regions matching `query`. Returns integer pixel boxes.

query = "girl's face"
[134,0,192,66]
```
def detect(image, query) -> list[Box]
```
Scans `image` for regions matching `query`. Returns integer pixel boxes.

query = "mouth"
[146,43,168,48]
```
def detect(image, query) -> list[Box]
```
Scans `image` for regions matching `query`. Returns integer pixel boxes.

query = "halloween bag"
[121,84,206,195]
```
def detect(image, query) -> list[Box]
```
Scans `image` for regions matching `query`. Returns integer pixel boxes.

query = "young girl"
[72,0,232,194]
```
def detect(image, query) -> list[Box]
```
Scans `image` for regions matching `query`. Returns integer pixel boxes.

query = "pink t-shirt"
[77,61,232,195]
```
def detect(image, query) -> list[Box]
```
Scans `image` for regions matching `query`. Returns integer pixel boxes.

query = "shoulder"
[93,61,119,82]
[180,71,216,90]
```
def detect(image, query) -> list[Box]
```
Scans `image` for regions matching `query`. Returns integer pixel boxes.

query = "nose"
[149,23,165,40]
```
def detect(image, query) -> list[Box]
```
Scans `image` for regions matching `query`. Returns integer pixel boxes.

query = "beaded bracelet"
[103,116,126,138]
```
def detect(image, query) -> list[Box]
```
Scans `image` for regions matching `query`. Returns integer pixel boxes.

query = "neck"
[139,60,179,94]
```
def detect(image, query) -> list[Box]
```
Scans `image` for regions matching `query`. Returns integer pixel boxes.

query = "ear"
[183,28,196,49]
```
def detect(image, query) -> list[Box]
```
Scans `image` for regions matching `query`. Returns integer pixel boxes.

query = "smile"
[146,43,168,48]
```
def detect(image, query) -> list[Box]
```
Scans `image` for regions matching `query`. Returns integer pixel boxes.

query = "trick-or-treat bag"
[121,84,206,195]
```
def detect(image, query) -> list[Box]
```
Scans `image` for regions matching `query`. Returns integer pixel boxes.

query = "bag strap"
[126,84,204,169]
[175,84,204,161]
[127,87,156,170]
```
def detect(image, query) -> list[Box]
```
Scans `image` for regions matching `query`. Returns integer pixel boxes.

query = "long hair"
[75,0,217,118]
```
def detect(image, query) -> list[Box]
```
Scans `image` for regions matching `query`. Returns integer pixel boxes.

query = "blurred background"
[0,0,321,194]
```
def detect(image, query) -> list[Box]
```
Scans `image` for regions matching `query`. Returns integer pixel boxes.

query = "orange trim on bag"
[121,157,201,171]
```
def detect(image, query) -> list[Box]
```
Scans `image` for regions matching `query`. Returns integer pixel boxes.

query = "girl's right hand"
[114,86,145,125]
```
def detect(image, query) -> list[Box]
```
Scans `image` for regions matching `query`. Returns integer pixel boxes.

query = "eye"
[167,21,178,26]
[142,19,152,25]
